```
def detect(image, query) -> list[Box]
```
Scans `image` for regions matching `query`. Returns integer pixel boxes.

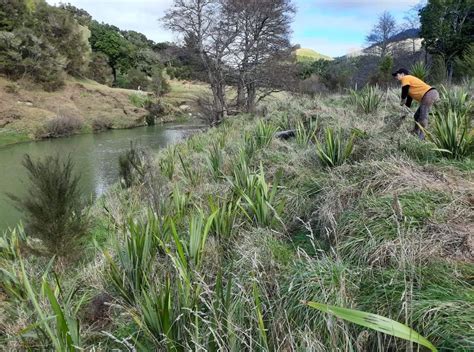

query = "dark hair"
[392,68,409,76]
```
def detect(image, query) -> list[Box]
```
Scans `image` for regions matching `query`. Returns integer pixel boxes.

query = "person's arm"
[400,85,410,106]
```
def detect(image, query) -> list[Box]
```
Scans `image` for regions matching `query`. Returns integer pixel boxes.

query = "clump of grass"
[208,195,240,241]
[178,152,201,186]
[160,145,177,180]
[295,118,319,146]
[349,85,383,114]
[129,92,152,108]
[410,61,430,81]
[315,127,355,167]
[206,142,224,180]
[255,119,278,148]
[8,154,89,258]
[118,142,154,188]
[424,109,473,159]
[229,164,283,227]
[436,85,473,118]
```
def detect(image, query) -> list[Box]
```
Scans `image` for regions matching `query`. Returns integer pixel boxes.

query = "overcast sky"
[46,0,422,57]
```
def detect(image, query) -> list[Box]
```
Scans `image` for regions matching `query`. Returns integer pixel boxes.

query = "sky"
[46,0,422,57]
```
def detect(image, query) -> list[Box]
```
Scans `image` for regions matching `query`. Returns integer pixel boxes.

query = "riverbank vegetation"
[1,82,472,350]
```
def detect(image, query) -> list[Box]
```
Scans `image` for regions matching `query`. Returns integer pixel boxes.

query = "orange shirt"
[400,75,432,102]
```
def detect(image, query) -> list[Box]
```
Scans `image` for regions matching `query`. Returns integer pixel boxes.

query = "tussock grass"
[2,83,473,351]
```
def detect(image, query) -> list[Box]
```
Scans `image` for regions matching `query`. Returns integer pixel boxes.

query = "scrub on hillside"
[392,68,439,139]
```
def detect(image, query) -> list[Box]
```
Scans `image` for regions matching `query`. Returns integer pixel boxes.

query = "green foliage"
[118,142,153,188]
[254,119,278,148]
[410,61,430,81]
[420,0,473,80]
[455,43,474,78]
[8,154,89,257]
[208,196,239,241]
[305,301,438,352]
[87,52,113,85]
[229,165,283,227]
[160,146,177,180]
[128,92,152,108]
[424,109,473,159]
[106,215,159,305]
[315,128,356,167]
[206,142,224,180]
[349,85,383,114]
[20,258,83,351]
[436,85,473,118]
[295,118,319,146]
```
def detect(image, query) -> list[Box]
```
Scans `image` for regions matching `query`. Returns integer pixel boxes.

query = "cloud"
[46,0,174,42]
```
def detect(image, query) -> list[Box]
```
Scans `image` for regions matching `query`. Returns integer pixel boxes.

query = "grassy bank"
[1,86,472,351]
[0,76,208,147]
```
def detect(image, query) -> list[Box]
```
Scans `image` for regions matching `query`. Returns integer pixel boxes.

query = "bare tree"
[366,11,398,57]
[229,0,295,112]
[163,0,239,125]
[163,0,295,121]
[403,2,425,53]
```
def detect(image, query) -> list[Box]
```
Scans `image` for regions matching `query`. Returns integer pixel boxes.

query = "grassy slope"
[0,77,208,147]
[295,47,333,62]
[1,88,473,351]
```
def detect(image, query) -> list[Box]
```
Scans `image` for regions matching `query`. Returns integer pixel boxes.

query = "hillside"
[0,76,208,147]
[1,84,472,350]
[295,48,333,61]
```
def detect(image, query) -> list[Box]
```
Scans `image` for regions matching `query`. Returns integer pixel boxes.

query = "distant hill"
[295,48,333,62]
[345,28,421,57]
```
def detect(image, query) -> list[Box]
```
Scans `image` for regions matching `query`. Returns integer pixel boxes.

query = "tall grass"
[424,109,473,159]
[255,120,278,148]
[305,301,438,352]
[349,85,383,113]
[315,127,355,167]
[295,118,319,146]
[106,216,158,305]
[436,85,473,118]
[229,164,283,227]
[410,61,430,81]
[160,146,177,181]
[206,142,224,180]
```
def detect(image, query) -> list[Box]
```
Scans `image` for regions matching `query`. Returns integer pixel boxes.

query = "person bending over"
[392,68,439,139]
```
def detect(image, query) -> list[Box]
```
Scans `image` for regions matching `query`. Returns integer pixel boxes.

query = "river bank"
[0,76,208,147]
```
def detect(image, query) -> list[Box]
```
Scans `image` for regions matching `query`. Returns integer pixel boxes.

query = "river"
[0,123,200,230]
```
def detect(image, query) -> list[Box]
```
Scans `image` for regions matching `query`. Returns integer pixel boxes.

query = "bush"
[87,52,113,85]
[91,117,113,132]
[349,85,383,114]
[129,92,152,108]
[315,127,356,167]
[118,142,156,188]
[36,115,83,138]
[410,61,430,81]
[425,109,473,159]
[8,154,89,257]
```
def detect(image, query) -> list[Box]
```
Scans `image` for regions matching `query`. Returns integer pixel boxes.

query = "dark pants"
[413,89,440,139]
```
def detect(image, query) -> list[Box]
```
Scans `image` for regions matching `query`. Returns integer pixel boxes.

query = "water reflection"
[0,124,195,229]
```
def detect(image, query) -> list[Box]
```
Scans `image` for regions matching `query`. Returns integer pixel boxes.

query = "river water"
[0,123,199,230]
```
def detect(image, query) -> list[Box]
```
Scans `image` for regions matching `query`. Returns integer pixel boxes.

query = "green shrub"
[206,142,224,180]
[295,118,319,146]
[8,154,89,257]
[410,61,430,81]
[254,120,278,148]
[315,127,355,167]
[424,109,473,159]
[349,86,383,114]
[129,92,152,108]
[118,143,153,188]
[436,85,473,118]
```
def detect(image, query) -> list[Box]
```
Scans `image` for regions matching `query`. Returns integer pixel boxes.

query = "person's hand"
[400,99,406,106]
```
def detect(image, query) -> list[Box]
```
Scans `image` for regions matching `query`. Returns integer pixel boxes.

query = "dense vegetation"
[1,82,472,350]
[0,0,473,351]
[0,0,169,92]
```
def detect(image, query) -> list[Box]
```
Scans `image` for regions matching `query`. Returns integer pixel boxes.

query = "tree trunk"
[237,75,246,109]
[246,82,256,113]
[446,59,453,84]
[111,65,117,85]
